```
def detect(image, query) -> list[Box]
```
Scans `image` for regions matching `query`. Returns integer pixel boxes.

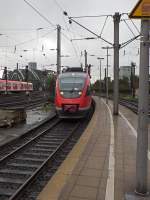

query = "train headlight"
[60,91,64,95]
[78,91,82,95]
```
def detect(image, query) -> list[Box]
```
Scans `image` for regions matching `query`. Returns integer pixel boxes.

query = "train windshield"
[59,77,85,91]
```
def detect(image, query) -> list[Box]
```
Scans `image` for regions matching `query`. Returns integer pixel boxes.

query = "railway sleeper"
[11,157,43,165]
[28,148,54,153]
[6,162,39,171]
[22,152,50,158]
[0,171,30,179]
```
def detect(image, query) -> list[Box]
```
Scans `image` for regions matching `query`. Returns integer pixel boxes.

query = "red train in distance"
[0,80,33,92]
[55,68,92,119]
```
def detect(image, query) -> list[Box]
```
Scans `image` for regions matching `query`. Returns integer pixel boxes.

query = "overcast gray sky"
[0,0,141,82]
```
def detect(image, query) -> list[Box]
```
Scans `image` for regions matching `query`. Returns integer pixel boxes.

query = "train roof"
[58,72,88,79]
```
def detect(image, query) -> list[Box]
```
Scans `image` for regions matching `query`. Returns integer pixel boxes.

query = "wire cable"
[52,0,82,64]
[120,34,140,49]
[70,14,112,19]
[123,19,137,38]
[69,18,113,46]
[100,16,108,37]
[61,31,81,64]
[124,13,140,34]
[130,19,140,35]
[23,0,56,28]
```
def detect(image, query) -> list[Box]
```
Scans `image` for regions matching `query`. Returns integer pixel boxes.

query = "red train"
[0,80,33,92]
[55,68,92,118]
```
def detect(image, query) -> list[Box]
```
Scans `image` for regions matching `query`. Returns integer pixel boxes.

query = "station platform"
[37,96,150,200]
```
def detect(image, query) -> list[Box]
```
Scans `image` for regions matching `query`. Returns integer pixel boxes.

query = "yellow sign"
[129,0,150,18]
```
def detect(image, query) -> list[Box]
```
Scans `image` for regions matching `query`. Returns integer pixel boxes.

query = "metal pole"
[16,63,19,81]
[130,64,133,96]
[4,67,7,94]
[25,65,29,95]
[97,57,104,97]
[84,50,87,72]
[104,68,107,96]
[133,64,135,98]
[113,12,120,115]
[136,19,150,195]
[106,48,109,104]
[131,62,136,98]
[57,25,61,75]
[99,59,101,97]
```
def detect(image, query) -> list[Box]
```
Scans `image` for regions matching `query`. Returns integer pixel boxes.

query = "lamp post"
[102,46,112,104]
[97,57,104,98]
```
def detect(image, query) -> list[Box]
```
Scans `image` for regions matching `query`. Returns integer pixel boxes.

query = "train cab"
[55,68,92,118]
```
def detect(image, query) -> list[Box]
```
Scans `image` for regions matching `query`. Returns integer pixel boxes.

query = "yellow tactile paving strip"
[37,97,102,200]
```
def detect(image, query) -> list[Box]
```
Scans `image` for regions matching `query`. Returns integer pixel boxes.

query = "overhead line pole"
[102,46,111,104]
[113,12,121,115]
[84,50,87,72]
[57,25,61,75]
[136,19,150,196]
[97,57,104,98]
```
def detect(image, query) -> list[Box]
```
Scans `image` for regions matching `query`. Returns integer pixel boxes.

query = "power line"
[123,19,137,38]
[0,29,56,48]
[120,34,140,49]
[23,0,56,28]
[53,0,64,11]
[61,31,81,64]
[66,16,113,46]
[53,0,82,59]
[69,14,112,19]
[100,16,109,37]
[130,19,140,35]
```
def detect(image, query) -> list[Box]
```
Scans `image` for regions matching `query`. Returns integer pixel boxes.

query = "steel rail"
[9,122,80,200]
[0,117,81,200]
[0,118,61,163]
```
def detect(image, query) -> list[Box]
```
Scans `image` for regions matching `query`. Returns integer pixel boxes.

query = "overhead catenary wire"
[130,19,140,35]
[53,0,71,32]
[0,29,56,55]
[23,0,56,28]
[67,17,113,46]
[0,28,53,32]
[53,0,83,64]
[123,19,137,38]
[120,15,140,35]
[61,31,81,64]
[99,16,109,37]
[120,34,140,49]
[70,14,112,19]
[124,13,140,35]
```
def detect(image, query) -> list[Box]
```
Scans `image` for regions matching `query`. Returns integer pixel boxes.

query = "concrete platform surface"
[37,97,150,200]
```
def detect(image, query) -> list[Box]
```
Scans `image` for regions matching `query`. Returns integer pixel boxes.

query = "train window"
[59,77,85,91]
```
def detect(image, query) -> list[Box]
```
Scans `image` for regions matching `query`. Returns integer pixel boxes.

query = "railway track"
[0,113,88,200]
[0,91,49,108]
[0,114,57,160]
[119,98,138,114]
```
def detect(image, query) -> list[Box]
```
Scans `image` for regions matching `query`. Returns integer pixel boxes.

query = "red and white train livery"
[0,80,33,92]
[55,70,92,118]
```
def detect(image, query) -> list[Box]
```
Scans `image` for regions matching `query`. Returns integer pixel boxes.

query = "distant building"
[28,62,37,70]
[119,66,131,80]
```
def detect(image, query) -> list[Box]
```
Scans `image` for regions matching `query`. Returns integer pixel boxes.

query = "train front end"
[55,72,92,119]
